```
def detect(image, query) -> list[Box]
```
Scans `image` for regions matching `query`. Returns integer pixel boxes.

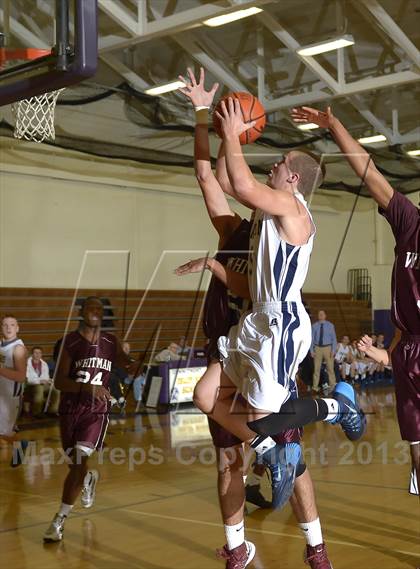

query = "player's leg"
[32,384,44,417]
[392,340,420,496]
[44,412,106,542]
[0,394,29,467]
[44,448,91,542]
[290,467,333,569]
[312,347,323,393]
[193,361,235,414]
[208,417,256,568]
[409,442,419,497]
[323,347,336,391]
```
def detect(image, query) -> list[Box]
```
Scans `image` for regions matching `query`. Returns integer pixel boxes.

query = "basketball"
[213,91,266,145]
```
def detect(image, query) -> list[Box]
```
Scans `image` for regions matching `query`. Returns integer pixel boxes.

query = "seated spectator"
[335,335,355,381]
[109,341,132,412]
[25,346,59,417]
[155,342,182,363]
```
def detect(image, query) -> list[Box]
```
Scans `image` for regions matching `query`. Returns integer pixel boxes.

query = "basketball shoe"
[304,543,333,568]
[261,442,301,509]
[330,382,366,441]
[81,470,99,508]
[43,513,66,542]
[216,541,256,569]
[245,477,272,509]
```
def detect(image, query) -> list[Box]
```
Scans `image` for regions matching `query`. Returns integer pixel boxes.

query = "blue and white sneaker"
[331,382,366,441]
[261,443,302,509]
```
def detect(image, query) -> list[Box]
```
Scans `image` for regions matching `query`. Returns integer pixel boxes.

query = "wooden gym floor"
[0,386,419,569]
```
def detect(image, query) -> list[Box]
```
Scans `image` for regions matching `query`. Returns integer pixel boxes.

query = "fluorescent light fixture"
[357,134,387,144]
[145,80,185,96]
[297,123,319,131]
[297,34,355,57]
[407,149,420,156]
[203,7,263,27]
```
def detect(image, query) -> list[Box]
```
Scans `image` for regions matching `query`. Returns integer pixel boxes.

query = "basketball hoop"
[0,48,64,143]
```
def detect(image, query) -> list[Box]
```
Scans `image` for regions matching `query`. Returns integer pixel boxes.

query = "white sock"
[246,472,263,487]
[299,517,323,547]
[58,503,73,518]
[321,398,340,422]
[251,435,276,455]
[225,521,245,551]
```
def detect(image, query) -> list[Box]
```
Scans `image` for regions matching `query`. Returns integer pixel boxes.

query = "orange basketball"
[213,91,266,145]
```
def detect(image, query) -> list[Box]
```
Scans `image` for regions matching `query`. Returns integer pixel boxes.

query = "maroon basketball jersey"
[203,218,251,341]
[59,330,118,413]
[379,191,420,334]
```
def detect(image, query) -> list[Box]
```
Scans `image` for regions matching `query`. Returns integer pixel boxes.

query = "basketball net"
[11,89,64,143]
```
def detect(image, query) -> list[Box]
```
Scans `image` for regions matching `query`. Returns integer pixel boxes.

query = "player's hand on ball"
[178,67,219,108]
[215,97,256,139]
[290,106,335,129]
[175,257,210,276]
[357,334,373,353]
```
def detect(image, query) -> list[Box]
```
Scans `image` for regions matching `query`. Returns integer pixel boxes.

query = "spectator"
[335,335,353,381]
[109,341,132,406]
[25,346,59,417]
[155,342,182,363]
[311,310,337,393]
[376,333,385,349]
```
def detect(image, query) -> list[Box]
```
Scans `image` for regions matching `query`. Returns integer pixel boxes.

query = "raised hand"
[357,334,373,354]
[215,97,255,139]
[178,67,219,108]
[290,106,335,129]
[175,257,209,276]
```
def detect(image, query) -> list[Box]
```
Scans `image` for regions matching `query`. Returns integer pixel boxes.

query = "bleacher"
[0,288,372,357]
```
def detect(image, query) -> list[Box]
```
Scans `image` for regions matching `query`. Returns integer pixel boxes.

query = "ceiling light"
[407,149,420,156]
[357,134,387,144]
[297,123,319,131]
[145,80,185,96]
[297,34,355,57]
[203,7,263,27]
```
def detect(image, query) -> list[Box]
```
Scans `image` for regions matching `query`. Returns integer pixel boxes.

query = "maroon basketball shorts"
[59,402,109,456]
[391,336,420,442]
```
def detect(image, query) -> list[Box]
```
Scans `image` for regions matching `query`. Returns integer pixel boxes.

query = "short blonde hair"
[287,150,325,197]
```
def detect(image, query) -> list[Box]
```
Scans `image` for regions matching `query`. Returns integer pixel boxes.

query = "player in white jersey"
[0,315,28,467]
[192,97,365,452]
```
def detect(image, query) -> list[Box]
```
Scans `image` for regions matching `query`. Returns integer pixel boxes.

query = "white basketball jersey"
[248,192,315,303]
[0,338,25,398]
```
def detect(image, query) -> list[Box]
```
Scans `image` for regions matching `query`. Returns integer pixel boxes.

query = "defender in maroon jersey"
[44,297,134,542]
[291,104,420,496]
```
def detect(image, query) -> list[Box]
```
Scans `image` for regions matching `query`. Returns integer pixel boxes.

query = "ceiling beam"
[101,54,150,91]
[99,0,275,53]
[264,70,420,112]
[353,0,420,68]
[257,11,340,93]
[0,8,49,48]
[173,33,247,93]
[98,0,139,36]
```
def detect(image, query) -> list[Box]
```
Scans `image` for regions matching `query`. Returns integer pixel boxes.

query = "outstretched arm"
[175,257,250,300]
[178,68,241,243]
[290,106,394,209]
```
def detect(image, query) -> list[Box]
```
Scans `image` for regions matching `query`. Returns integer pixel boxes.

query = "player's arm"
[217,99,301,215]
[357,335,389,365]
[178,67,241,242]
[54,347,110,400]
[0,345,27,383]
[290,106,394,209]
[175,257,250,300]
